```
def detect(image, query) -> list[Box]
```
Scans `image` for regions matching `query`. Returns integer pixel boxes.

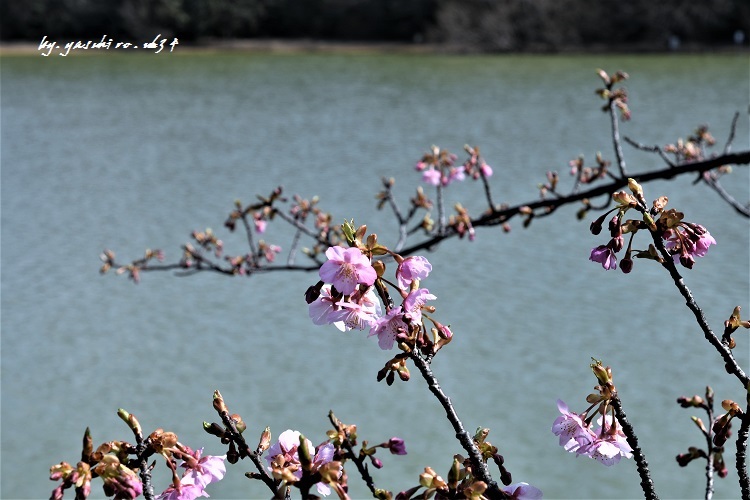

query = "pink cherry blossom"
[330,288,382,332]
[481,164,493,177]
[309,285,341,326]
[396,256,432,289]
[369,307,407,350]
[693,231,716,257]
[553,401,633,466]
[551,400,595,454]
[447,167,465,184]
[181,450,226,488]
[589,245,617,270]
[310,286,381,331]
[386,437,407,455]
[422,168,441,186]
[501,482,543,499]
[266,430,336,497]
[156,449,226,500]
[319,246,377,296]
[403,288,436,323]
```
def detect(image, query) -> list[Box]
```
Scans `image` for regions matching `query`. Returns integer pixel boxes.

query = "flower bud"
[231,414,246,433]
[117,409,142,436]
[298,435,313,470]
[419,467,437,488]
[257,427,271,454]
[213,390,228,414]
[691,416,707,434]
[448,457,462,488]
[627,178,643,198]
[203,421,226,438]
[620,256,633,274]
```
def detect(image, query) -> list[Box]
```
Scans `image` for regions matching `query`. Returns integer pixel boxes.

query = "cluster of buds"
[569,152,610,185]
[538,171,559,199]
[49,409,227,500]
[589,178,716,272]
[449,203,475,240]
[415,144,494,188]
[712,400,743,448]
[191,228,223,258]
[49,425,141,499]
[674,386,735,479]
[595,69,630,120]
[99,248,164,283]
[664,125,716,163]
[224,187,283,232]
[461,145,493,180]
[414,145,462,187]
[552,360,633,466]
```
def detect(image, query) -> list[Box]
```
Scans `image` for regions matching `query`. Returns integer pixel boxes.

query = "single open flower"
[589,245,617,270]
[319,246,377,296]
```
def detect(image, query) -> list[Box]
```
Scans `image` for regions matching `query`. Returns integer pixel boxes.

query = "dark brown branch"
[408,352,507,500]
[397,151,750,256]
[611,396,658,500]
[649,234,749,388]
[738,403,750,499]
[104,150,750,281]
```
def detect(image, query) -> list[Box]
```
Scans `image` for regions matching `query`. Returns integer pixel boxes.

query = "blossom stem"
[737,404,750,499]
[436,176,446,236]
[649,233,750,387]
[701,397,715,500]
[327,411,379,496]
[607,91,628,177]
[408,352,506,499]
[215,406,278,495]
[610,395,658,499]
[239,211,257,256]
[380,177,410,252]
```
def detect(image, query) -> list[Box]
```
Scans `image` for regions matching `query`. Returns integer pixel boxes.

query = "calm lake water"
[1,51,748,499]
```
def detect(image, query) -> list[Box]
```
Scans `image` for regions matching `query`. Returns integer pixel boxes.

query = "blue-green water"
[1,52,748,499]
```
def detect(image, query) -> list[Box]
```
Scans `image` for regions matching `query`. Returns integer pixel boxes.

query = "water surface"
[2,52,748,499]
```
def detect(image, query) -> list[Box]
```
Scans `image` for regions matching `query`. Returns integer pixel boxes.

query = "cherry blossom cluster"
[552,360,632,466]
[415,144,492,187]
[589,178,716,272]
[49,410,226,500]
[265,429,338,497]
[306,222,452,357]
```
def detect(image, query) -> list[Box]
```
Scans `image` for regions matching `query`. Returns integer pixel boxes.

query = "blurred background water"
[1,52,748,499]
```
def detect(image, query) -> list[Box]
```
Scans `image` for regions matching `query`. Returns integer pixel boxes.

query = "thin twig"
[723,112,740,155]
[701,175,750,217]
[624,137,676,168]
[608,98,628,177]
